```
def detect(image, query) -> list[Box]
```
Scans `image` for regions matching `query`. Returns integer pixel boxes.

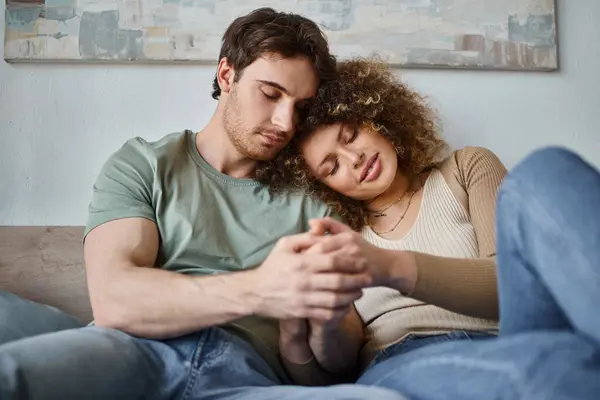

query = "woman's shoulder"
[436,146,507,182]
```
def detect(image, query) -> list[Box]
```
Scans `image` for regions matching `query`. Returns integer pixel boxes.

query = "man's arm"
[85,217,256,338]
[85,217,370,339]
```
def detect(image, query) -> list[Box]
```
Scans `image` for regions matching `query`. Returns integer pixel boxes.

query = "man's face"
[223,54,319,161]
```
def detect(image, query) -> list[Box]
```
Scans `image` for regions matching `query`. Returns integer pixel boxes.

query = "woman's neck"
[366,169,411,213]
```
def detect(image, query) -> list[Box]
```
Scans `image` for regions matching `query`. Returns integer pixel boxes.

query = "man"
[0,8,405,400]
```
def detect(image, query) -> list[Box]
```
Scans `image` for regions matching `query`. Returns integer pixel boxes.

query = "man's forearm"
[92,266,257,339]
[308,306,364,377]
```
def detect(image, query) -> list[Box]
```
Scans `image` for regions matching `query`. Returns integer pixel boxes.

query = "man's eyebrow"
[257,80,289,95]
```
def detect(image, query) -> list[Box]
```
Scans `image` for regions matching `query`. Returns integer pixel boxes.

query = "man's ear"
[216,57,235,94]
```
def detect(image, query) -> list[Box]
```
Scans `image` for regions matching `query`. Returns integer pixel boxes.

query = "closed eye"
[328,160,339,176]
[346,126,358,143]
[263,92,279,100]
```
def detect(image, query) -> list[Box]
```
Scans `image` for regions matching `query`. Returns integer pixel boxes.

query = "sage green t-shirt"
[84,130,334,381]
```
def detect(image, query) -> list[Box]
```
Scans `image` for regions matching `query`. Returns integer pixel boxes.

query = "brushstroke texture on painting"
[4,0,558,70]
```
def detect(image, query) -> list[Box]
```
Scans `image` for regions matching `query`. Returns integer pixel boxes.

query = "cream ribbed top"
[355,146,507,369]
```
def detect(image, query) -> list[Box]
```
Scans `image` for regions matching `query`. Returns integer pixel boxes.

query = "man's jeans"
[1,147,599,400]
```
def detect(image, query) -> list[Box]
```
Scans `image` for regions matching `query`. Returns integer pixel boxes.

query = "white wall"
[1,1,599,226]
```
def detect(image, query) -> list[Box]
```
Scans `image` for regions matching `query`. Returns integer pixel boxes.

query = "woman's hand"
[308,217,418,294]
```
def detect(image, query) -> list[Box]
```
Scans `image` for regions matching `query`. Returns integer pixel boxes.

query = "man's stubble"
[223,86,278,162]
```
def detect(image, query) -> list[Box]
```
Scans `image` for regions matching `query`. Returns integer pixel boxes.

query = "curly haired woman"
[257,58,600,399]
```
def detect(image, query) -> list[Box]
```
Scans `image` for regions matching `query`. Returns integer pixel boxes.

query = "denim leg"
[0,291,83,346]
[496,147,600,342]
[0,326,188,400]
[199,385,409,400]
[358,330,599,400]
[176,327,407,400]
[0,322,408,400]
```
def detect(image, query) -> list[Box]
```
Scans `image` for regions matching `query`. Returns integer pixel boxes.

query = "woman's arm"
[391,146,508,319]
[311,147,507,320]
[389,252,499,319]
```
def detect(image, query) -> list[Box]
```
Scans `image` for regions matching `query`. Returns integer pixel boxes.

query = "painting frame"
[4,0,559,72]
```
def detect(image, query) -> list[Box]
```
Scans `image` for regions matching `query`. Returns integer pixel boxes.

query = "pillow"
[0,291,84,346]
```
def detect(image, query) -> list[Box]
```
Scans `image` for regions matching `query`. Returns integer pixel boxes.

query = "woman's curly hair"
[256,58,447,231]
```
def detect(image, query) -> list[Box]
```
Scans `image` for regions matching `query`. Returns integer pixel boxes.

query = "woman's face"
[300,123,398,201]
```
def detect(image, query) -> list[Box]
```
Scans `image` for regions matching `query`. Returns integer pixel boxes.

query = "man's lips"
[261,132,286,145]
[360,153,379,182]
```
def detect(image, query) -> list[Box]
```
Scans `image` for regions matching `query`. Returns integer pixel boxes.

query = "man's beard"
[223,89,285,161]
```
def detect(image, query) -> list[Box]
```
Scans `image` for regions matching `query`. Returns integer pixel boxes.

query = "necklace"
[367,174,425,235]
[366,178,413,218]
[368,193,408,218]
[369,188,418,235]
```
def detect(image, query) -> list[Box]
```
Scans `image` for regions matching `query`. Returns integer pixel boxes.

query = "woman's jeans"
[1,147,599,400]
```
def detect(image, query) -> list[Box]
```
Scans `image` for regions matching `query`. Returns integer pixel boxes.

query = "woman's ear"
[216,57,235,94]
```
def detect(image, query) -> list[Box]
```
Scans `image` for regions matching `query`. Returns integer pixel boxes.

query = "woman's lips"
[361,153,381,182]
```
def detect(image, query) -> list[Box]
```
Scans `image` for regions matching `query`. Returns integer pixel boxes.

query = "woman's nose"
[340,148,365,168]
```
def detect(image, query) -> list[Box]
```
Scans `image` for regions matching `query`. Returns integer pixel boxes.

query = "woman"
[259,57,504,370]
[257,58,600,398]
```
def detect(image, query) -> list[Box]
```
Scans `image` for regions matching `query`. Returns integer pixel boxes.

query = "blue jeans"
[1,147,599,400]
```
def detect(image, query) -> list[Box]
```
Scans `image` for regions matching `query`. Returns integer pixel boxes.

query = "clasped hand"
[252,217,391,322]
[267,218,392,350]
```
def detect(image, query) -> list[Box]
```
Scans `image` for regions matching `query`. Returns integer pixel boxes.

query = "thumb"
[311,217,353,235]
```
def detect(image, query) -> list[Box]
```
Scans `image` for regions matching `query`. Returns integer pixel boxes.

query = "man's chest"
[152,182,311,274]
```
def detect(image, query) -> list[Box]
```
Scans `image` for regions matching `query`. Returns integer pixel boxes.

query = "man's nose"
[271,102,294,133]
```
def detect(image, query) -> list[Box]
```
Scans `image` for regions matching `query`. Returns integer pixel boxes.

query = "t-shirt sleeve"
[83,138,157,240]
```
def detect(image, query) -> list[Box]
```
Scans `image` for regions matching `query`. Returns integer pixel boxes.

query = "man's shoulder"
[105,130,190,173]
[120,130,189,159]
[273,188,336,220]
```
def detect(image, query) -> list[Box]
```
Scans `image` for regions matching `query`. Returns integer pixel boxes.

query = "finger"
[309,272,372,291]
[302,234,342,255]
[305,250,367,273]
[278,233,319,253]
[310,217,353,235]
[304,234,359,256]
[305,291,363,310]
[308,219,327,236]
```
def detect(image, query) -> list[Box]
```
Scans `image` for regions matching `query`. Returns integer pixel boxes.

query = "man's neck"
[196,114,257,179]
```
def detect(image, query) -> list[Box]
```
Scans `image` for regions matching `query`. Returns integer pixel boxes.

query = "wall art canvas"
[4,0,558,71]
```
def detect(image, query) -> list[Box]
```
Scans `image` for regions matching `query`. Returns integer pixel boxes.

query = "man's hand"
[249,232,371,321]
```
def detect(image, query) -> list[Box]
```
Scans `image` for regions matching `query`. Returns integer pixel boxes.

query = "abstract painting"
[4,0,558,71]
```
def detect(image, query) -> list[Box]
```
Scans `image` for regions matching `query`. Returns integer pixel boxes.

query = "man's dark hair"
[211,8,337,100]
